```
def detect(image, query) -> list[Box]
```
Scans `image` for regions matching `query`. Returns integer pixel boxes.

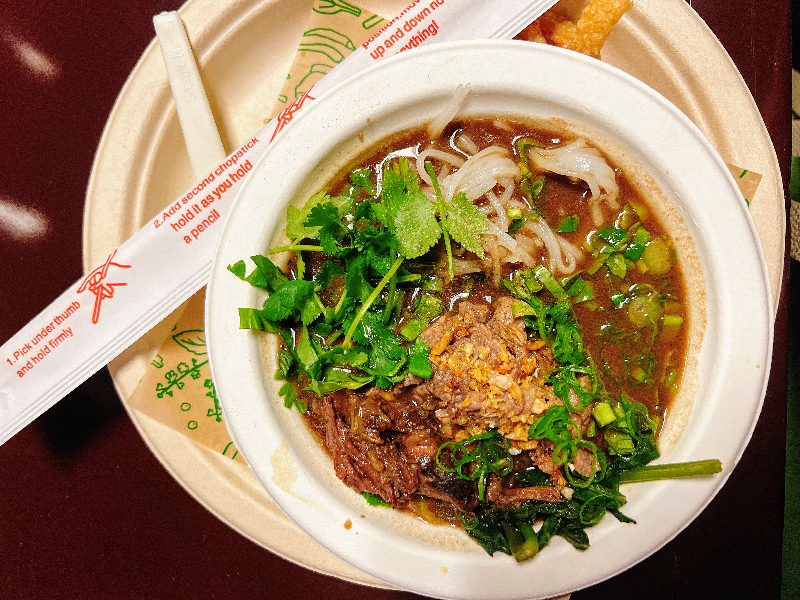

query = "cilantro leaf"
[354,313,407,388]
[227,255,288,292]
[354,225,397,275]
[261,280,315,322]
[344,252,375,305]
[350,167,375,194]
[237,307,279,332]
[278,381,306,413]
[305,367,373,395]
[276,348,296,380]
[286,190,353,242]
[294,326,321,380]
[408,338,432,379]
[445,192,489,258]
[394,190,441,258]
[300,298,323,326]
[381,169,407,215]
[396,156,420,193]
[315,260,345,289]
[306,202,349,255]
[286,190,330,240]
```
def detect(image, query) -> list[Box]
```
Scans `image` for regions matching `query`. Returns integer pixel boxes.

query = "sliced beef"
[487,295,528,354]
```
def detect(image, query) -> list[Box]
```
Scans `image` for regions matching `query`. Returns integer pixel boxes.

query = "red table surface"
[0,1,790,598]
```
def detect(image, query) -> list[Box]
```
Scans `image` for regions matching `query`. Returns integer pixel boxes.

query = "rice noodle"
[526,138,620,226]
[451,258,483,276]
[417,104,591,279]
[521,218,581,275]
[440,147,521,203]
[488,236,502,287]
[417,149,465,171]
[486,191,509,232]
[456,133,480,155]
[496,180,514,206]
[485,221,537,267]
[427,84,470,139]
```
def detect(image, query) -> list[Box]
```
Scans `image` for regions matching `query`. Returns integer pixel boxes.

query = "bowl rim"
[206,39,773,599]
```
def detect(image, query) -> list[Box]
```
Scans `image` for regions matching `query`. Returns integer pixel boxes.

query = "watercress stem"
[342,255,405,349]
[619,459,722,483]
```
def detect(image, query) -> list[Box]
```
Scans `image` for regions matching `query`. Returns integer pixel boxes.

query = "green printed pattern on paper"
[271,1,384,112]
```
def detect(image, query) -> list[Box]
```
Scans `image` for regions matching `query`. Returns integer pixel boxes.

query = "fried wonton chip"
[516,0,633,59]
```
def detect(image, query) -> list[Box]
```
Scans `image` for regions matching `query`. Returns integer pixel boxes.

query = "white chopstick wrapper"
[0,0,559,446]
[154,12,227,178]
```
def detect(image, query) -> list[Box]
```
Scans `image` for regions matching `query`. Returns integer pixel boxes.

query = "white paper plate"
[205,40,773,600]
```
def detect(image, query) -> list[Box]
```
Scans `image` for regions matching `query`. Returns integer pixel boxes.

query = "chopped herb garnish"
[557,215,579,233]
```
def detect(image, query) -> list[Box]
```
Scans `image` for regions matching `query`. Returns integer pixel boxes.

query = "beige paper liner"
[267,3,385,119]
[125,289,247,462]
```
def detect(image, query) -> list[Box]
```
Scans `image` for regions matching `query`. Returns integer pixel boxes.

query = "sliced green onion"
[506,206,523,220]
[606,254,628,279]
[643,238,672,274]
[534,265,568,301]
[627,296,663,327]
[592,402,617,427]
[511,300,536,317]
[623,242,645,261]
[598,226,628,248]
[508,217,528,235]
[399,318,429,341]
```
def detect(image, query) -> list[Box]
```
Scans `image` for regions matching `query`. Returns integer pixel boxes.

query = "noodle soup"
[208,42,776,598]
[230,116,703,560]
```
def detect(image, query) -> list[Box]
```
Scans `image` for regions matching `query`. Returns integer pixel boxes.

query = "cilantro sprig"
[228,156,490,406]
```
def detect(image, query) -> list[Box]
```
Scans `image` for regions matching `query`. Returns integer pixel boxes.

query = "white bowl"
[206,41,772,600]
